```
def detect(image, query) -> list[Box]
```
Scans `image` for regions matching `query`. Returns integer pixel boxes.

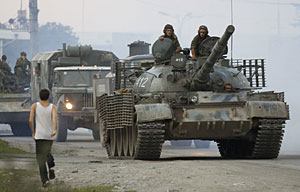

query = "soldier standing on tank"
[191,25,210,59]
[15,51,31,82]
[159,24,182,53]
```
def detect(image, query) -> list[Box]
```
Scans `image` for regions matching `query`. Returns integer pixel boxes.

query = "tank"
[96,25,289,160]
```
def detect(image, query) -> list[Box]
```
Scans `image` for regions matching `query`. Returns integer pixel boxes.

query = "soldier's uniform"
[160,24,182,52]
[0,55,14,92]
[0,59,12,75]
[15,52,31,83]
[191,25,210,57]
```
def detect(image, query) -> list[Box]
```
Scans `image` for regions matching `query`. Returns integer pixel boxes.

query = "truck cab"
[53,66,111,142]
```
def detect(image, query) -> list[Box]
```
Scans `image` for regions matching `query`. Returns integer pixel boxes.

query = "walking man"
[29,89,57,187]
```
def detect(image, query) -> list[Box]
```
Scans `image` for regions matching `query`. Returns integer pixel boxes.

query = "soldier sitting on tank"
[14,51,31,85]
[0,55,14,92]
[0,55,12,75]
[191,25,210,59]
[159,24,182,53]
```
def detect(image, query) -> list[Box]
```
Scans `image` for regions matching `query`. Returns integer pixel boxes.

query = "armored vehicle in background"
[53,66,110,142]
[0,43,117,137]
[0,92,31,136]
[96,25,289,160]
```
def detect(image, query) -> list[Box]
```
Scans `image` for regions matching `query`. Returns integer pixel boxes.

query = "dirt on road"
[1,130,300,192]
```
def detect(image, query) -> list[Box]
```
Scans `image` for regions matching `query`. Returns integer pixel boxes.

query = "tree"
[38,22,79,52]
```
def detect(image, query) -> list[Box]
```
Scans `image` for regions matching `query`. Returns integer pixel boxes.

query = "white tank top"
[35,102,54,140]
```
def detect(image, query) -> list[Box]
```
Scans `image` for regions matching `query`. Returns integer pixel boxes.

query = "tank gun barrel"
[191,25,235,90]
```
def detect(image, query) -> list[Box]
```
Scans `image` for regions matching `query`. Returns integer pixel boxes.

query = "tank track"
[217,118,285,159]
[103,130,112,158]
[251,119,285,159]
[104,122,165,160]
[134,122,165,160]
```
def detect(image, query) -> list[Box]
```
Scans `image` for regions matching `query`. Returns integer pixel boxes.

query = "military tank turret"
[96,25,289,160]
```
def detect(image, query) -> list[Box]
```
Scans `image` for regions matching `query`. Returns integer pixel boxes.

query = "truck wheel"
[92,125,100,141]
[170,140,192,148]
[194,140,211,149]
[56,115,69,142]
[10,122,31,136]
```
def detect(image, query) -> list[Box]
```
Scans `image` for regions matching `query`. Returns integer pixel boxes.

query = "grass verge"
[0,168,126,192]
[0,139,30,154]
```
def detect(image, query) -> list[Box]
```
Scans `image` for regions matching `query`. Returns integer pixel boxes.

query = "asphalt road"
[1,125,300,192]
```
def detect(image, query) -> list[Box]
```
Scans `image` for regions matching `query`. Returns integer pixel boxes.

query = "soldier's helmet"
[1,55,7,61]
[20,52,27,56]
[198,25,209,35]
[163,24,174,34]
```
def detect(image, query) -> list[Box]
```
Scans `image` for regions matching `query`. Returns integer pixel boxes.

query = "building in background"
[0,7,30,70]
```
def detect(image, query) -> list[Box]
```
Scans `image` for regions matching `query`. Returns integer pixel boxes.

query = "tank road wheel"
[122,127,130,156]
[109,129,118,157]
[56,115,69,142]
[10,122,31,136]
[104,122,165,159]
[128,124,138,157]
[217,119,285,159]
[134,122,165,160]
[116,129,124,156]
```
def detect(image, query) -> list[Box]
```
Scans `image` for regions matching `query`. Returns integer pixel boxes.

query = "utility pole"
[29,0,39,59]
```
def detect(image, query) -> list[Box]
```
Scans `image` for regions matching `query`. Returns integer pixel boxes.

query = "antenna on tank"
[230,0,234,66]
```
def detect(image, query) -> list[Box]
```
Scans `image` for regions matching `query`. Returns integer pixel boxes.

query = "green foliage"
[0,168,120,192]
[0,139,29,154]
[0,168,40,192]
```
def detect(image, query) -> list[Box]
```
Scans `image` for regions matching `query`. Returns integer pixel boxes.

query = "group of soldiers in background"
[0,52,31,93]
[160,24,210,59]
[1,25,208,93]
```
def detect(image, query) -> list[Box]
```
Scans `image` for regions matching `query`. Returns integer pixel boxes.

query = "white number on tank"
[136,77,149,88]
[175,58,184,62]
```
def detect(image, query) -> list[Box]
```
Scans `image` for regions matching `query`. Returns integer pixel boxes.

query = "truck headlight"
[191,96,198,103]
[65,102,73,110]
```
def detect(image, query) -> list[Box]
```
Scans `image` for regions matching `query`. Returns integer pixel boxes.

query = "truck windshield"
[61,70,110,86]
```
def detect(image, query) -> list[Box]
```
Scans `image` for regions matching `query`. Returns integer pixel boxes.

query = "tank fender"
[247,101,289,119]
[135,103,173,123]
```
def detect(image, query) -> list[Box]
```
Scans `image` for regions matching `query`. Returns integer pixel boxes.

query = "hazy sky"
[1,0,300,152]
[1,0,299,36]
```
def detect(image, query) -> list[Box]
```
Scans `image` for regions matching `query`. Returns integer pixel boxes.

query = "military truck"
[0,43,117,137]
[95,25,289,160]
[53,66,111,142]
